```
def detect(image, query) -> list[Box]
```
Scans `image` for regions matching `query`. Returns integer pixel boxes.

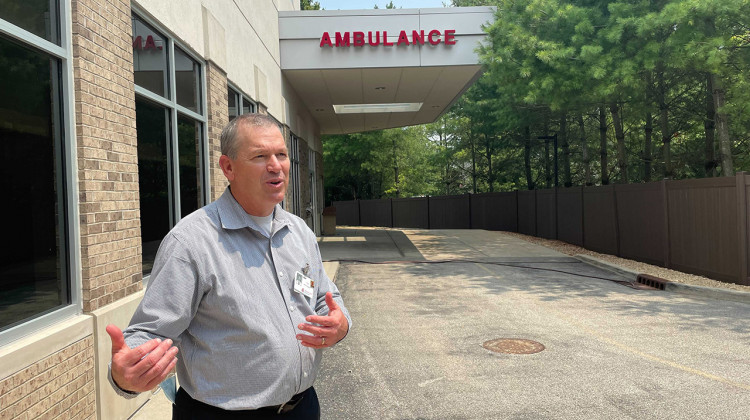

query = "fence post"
[554,187,559,240]
[737,172,748,285]
[426,195,431,230]
[514,190,519,233]
[357,199,361,226]
[534,190,539,238]
[661,180,671,268]
[389,198,394,228]
[467,193,473,229]
[613,185,621,257]
[580,185,585,249]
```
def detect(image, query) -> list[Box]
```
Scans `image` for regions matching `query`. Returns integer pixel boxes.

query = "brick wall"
[206,62,230,202]
[0,337,96,420]
[72,0,142,312]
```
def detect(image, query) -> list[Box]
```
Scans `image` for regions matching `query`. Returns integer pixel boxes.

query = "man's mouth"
[267,179,284,186]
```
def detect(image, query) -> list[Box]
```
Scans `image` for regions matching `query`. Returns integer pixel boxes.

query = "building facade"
[0,2,491,418]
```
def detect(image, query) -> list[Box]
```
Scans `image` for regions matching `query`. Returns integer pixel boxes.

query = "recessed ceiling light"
[374,86,386,90]
[333,103,422,114]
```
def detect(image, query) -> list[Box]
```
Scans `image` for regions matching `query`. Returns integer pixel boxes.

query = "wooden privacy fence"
[332,173,750,286]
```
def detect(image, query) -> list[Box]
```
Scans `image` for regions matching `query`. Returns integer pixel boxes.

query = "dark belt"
[267,391,306,414]
[175,387,309,417]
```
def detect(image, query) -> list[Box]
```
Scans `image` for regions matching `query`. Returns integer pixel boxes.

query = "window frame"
[227,83,257,119]
[308,148,317,233]
[289,134,301,216]
[0,0,81,345]
[132,7,209,279]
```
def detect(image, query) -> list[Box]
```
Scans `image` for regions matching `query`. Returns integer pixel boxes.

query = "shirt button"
[289,306,295,312]
[303,372,308,378]
[278,272,284,277]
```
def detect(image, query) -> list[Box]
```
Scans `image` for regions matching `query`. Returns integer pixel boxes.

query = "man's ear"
[219,155,234,181]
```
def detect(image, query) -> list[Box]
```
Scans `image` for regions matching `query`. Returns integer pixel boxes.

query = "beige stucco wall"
[134,0,320,159]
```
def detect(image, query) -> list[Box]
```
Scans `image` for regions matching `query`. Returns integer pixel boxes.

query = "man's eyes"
[252,153,288,159]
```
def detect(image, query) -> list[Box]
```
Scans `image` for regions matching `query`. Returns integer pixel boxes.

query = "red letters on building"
[445,29,456,45]
[382,31,394,46]
[319,30,456,47]
[368,31,380,46]
[397,30,410,46]
[353,31,365,46]
[412,30,425,45]
[428,30,441,45]
[132,35,163,50]
[320,32,333,47]
[335,32,350,47]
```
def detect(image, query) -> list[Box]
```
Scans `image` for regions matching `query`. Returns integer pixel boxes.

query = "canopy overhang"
[278,7,495,135]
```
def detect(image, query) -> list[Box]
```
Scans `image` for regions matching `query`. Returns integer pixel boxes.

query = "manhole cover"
[483,338,545,354]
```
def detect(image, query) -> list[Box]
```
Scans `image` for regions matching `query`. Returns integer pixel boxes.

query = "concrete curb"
[322,261,340,283]
[574,254,750,304]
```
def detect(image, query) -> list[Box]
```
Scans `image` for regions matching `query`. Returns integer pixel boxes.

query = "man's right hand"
[106,324,179,393]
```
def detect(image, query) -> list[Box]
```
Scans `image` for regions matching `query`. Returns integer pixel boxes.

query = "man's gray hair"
[220,113,282,159]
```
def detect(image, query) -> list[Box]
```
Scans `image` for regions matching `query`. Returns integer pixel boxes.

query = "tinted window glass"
[175,46,200,113]
[228,88,238,121]
[177,115,202,218]
[0,35,67,330]
[0,0,60,44]
[242,97,253,115]
[132,15,169,98]
[136,98,171,274]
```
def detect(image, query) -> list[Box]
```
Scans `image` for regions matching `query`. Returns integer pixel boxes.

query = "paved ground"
[315,228,750,419]
[130,228,750,419]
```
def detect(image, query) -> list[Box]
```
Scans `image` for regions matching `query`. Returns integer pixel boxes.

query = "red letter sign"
[445,29,456,45]
[397,30,410,46]
[368,31,381,46]
[353,31,365,46]
[428,30,441,45]
[335,32,350,47]
[320,32,333,47]
[383,31,394,46]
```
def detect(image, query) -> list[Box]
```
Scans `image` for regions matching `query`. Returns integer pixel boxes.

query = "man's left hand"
[297,292,349,349]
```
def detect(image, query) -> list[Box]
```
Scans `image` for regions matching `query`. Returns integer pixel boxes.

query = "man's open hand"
[106,324,178,393]
[296,292,349,349]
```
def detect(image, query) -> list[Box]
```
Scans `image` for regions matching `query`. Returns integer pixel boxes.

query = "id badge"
[294,271,315,299]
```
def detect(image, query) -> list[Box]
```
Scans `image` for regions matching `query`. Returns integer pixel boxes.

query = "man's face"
[220,123,290,216]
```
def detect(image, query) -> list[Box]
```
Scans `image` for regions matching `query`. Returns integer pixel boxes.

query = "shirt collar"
[217,187,292,235]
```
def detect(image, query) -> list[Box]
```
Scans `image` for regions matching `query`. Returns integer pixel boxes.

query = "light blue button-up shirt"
[121,188,351,410]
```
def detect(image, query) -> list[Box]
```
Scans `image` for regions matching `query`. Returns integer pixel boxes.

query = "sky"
[316,0,450,10]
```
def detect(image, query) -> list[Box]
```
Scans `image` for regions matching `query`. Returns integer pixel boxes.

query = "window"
[0,0,77,340]
[289,135,301,216]
[0,0,60,44]
[132,15,168,98]
[227,86,256,121]
[132,11,207,275]
[308,149,317,232]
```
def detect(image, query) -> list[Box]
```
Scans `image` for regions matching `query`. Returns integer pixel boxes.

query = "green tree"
[300,0,321,10]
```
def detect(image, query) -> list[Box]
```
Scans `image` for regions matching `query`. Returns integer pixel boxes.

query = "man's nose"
[267,155,281,172]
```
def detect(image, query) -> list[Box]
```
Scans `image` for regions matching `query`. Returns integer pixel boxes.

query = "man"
[106,113,351,419]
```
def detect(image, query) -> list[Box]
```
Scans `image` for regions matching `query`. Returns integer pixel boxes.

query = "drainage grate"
[636,274,670,290]
[482,338,545,354]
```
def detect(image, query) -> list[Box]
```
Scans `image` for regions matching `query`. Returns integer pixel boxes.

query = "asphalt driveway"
[316,228,750,420]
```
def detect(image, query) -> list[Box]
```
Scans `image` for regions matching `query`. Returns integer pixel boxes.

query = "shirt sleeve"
[122,232,206,350]
[107,362,140,398]
[311,238,352,337]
